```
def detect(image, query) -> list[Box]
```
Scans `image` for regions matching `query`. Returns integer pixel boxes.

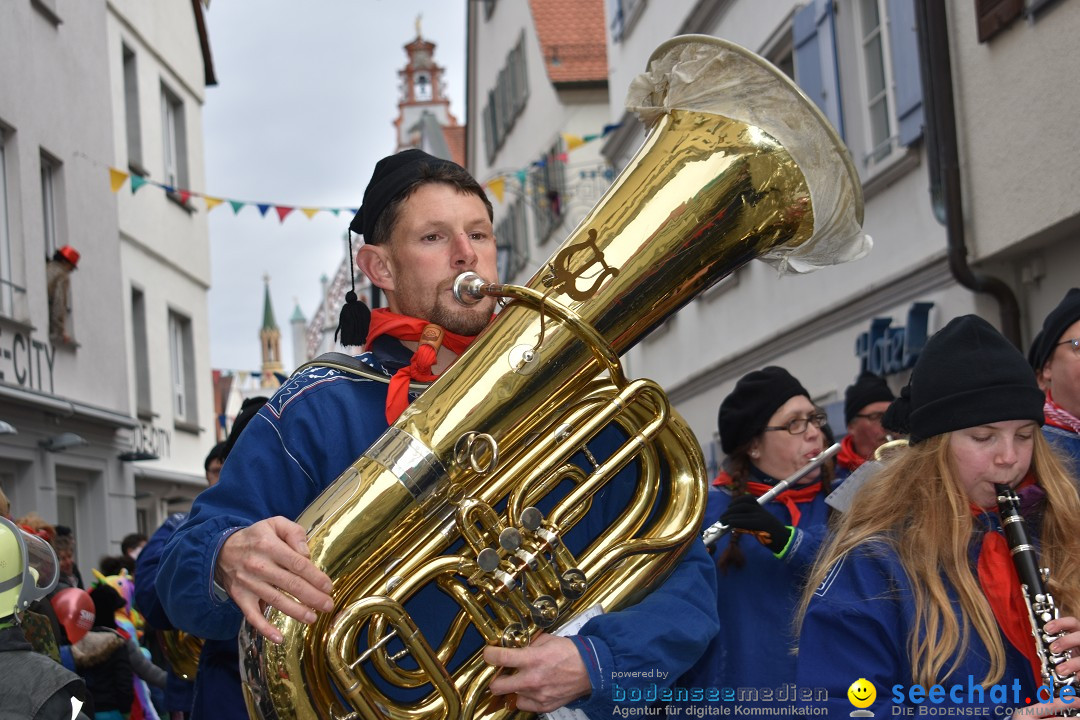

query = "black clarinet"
[995,483,1077,712]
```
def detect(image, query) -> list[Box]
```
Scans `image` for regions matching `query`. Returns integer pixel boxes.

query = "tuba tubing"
[241,35,864,720]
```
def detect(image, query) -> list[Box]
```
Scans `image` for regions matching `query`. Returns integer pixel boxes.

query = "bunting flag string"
[481,121,622,204]
[102,119,624,217]
[105,166,359,223]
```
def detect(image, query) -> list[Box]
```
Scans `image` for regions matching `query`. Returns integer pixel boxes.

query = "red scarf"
[365,308,477,424]
[1044,390,1080,434]
[713,471,822,526]
[836,434,867,473]
[974,473,1042,688]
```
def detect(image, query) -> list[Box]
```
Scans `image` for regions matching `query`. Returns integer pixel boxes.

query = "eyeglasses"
[1057,338,1080,355]
[763,412,828,435]
[853,411,885,423]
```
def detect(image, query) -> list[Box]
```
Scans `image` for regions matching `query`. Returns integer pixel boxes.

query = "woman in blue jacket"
[677,366,832,712]
[797,315,1080,719]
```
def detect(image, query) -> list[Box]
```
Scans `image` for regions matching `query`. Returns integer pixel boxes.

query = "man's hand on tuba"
[215,516,335,644]
[484,632,592,712]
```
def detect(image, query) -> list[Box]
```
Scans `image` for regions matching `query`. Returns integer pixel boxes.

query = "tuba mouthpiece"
[452,272,487,305]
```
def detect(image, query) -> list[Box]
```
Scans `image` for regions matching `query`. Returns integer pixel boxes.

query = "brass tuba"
[240,36,866,720]
[159,629,203,681]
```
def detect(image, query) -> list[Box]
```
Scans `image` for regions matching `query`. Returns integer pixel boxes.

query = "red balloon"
[51,588,95,644]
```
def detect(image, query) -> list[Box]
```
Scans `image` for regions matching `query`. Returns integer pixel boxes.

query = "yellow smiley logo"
[847,678,876,709]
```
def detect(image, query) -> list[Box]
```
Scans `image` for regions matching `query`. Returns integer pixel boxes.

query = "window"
[530,139,567,244]
[482,33,529,164]
[607,0,645,43]
[132,288,152,418]
[495,196,528,282]
[794,0,923,175]
[0,127,15,317]
[856,0,898,165]
[123,45,144,172]
[169,310,196,425]
[40,150,61,257]
[160,84,188,190]
[31,0,61,25]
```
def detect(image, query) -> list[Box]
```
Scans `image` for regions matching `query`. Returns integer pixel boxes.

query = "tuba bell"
[240,35,867,720]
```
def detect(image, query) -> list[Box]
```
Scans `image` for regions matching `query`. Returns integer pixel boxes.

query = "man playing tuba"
[156,150,719,719]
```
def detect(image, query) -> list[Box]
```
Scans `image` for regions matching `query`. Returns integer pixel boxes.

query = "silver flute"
[702,442,840,548]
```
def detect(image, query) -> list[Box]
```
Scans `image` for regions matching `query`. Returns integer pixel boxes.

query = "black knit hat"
[1028,288,1080,371]
[718,366,810,454]
[844,371,895,425]
[349,149,464,245]
[885,315,1044,444]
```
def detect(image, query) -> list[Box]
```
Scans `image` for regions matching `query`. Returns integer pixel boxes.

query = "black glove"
[719,494,792,554]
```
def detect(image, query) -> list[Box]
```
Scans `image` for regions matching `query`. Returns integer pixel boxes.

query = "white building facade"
[0,0,214,577]
[467,0,1080,476]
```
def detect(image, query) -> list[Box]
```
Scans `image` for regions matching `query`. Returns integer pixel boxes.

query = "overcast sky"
[202,0,466,371]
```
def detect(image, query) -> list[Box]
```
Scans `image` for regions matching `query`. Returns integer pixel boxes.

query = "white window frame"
[132,287,152,418]
[854,0,903,169]
[161,84,187,190]
[123,44,144,172]
[40,151,60,257]
[169,310,196,424]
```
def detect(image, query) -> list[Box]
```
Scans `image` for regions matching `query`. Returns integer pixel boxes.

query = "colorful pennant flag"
[275,206,294,223]
[301,207,320,219]
[488,177,505,204]
[109,168,129,193]
[204,196,224,212]
[130,175,148,193]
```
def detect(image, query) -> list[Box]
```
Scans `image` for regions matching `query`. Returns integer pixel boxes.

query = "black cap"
[1028,288,1080,371]
[718,366,810,454]
[885,315,1044,444]
[222,396,270,459]
[349,149,464,244]
[844,372,895,425]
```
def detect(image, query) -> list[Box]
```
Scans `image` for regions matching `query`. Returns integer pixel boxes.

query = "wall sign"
[0,325,56,393]
[855,302,934,376]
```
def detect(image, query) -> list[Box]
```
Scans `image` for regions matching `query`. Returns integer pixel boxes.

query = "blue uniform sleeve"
[156,395,348,640]
[796,546,908,719]
[783,521,828,568]
[569,538,718,716]
[134,513,188,630]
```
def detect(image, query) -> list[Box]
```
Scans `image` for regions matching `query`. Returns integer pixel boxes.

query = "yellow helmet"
[0,516,59,622]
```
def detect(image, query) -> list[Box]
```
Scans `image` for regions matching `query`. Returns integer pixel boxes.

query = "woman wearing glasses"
[675,366,832,709]
[795,316,1080,718]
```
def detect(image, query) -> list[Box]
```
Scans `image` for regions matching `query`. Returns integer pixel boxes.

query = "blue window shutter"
[794,0,845,139]
[887,0,924,145]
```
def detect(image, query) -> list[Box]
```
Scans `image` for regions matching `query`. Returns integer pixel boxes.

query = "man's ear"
[1038,358,1053,390]
[357,244,395,293]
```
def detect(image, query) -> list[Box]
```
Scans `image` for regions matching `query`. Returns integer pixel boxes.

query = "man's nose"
[451,233,477,268]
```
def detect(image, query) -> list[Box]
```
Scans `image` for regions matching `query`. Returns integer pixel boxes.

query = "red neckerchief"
[365,308,477,424]
[1044,390,1080,434]
[974,473,1041,688]
[836,434,867,473]
[713,470,822,527]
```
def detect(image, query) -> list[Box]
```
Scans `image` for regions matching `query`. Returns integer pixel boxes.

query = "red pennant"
[178,190,191,205]
[275,206,294,223]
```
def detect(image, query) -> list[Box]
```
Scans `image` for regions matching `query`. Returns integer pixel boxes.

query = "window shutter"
[793,0,845,138]
[887,0,924,146]
[974,0,1023,43]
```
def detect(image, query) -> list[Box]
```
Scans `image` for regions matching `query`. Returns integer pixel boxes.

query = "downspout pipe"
[915,0,1021,346]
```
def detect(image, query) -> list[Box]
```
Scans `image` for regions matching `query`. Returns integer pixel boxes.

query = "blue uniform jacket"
[797,515,1045,719]
[157,343,719,718]
[676,482,829,710]
[1044,425,1080,475]
[134,512,195,714]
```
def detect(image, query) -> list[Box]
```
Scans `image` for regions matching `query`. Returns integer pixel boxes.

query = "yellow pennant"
[204,196,224,212]
[301,207,320,219]
[109,167,129,193]
[562,133,586,151]
[488,177,505,204]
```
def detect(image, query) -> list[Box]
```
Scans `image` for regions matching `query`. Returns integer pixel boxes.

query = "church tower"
[393,16,464,163]
[259,275,284,389]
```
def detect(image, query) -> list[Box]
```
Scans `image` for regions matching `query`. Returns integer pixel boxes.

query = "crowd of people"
[3,149,1080,719]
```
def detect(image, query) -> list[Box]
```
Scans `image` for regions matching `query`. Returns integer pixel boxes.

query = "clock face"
[414,73,432,101]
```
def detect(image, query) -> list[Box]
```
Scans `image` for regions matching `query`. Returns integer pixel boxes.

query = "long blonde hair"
[797,431,1080,687]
